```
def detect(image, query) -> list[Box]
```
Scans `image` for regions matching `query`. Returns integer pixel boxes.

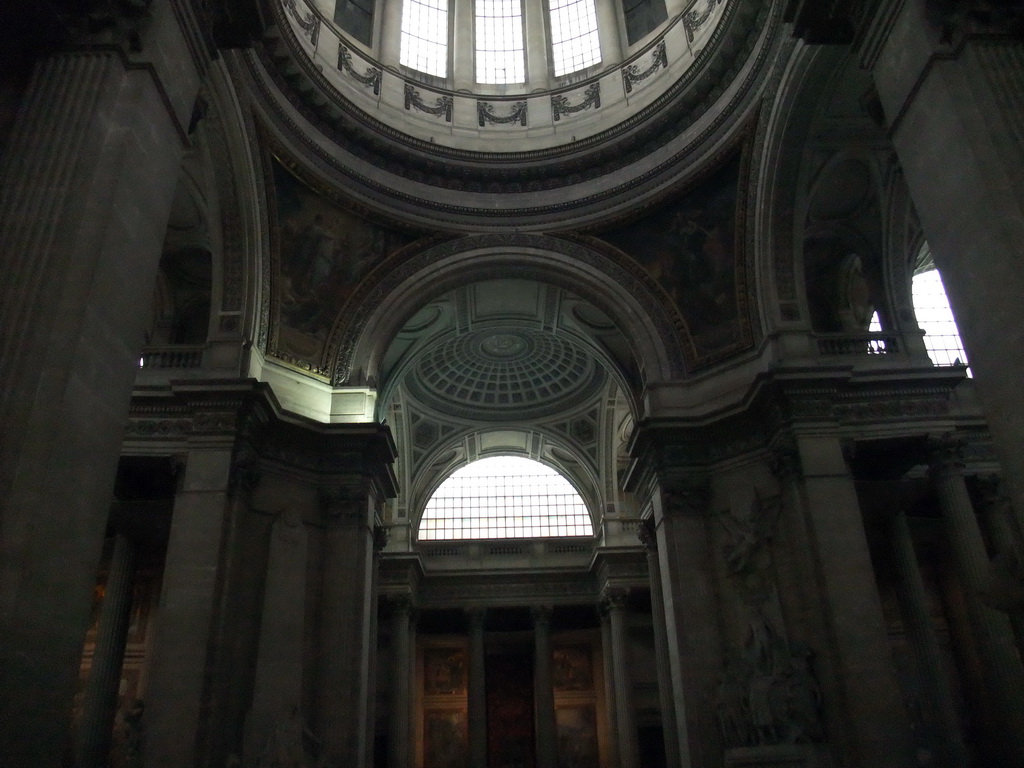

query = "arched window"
[870,256,969,372]
[475,0,526,83]
[418,456,594,540]
[400,0,450,77]
[549,0,601,77]
[912,267,969,371]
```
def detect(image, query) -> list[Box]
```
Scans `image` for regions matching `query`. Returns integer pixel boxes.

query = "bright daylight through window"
[475,0,526,83]
[400,0,449,77]
[418,456,594,540]
[870,266,969,373]
[549,0,601,76]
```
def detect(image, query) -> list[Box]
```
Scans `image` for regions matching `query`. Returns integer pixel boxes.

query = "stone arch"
[325,232,689,389]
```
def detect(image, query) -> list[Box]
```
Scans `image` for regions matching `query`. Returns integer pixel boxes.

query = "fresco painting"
[601,154,745,362]
[271,159,412,364]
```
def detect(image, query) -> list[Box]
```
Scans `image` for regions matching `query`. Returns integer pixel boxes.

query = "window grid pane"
[401,0,449,77]
[913,269,970,372]
[549,0,601,76]
[418,456,594,540]
[475,0,526,84]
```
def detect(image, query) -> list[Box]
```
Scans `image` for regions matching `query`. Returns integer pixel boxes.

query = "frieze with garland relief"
[251,0,771,199]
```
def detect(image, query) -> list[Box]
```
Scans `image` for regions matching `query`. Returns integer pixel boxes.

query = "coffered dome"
[405,327,605,419]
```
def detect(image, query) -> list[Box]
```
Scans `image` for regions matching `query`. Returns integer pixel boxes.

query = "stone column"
[74,533,137,768]
[0,9,209,759]
[866,0,1024,535]
[652,477,718,768]
[794,434,914,766]
[533,606,558,768]
[975,476,1024,658]
[467,607,488,768]
[603,589,639,768]
[889,511,969,768]
[599,607,620,768]
[594,0,622,65]
[317,486,378,768]
[638,518,681,768]
[379,0,405,67]
[244,505,309,763]
[453,0,475,90]
[144,445,235,768]
[523,0,549,87]
[388,596,414,768]
[929,437,1024,761]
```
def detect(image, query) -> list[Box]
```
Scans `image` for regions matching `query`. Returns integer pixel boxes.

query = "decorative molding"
[684,0,727,43]
[282,0,320,46]
[477,100,528,127]
[338,46,382,96]
[404,84,453,122]
[551,83,601,121]
[622,41,668,94]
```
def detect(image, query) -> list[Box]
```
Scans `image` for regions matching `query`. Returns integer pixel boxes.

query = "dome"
[250,0,773,227]
[405,326,605,419]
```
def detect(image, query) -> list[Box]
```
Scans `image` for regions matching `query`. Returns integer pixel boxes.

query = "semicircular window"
[418,456,594,540]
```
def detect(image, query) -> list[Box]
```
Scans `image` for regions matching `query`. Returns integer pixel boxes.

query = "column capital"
[661,476,710,518]
[637,517,657,551]
[927,432,968,472]
[531,604,553,626]
[465,607,487,629]
[600,587,630,614]
[373,524,390,552]
[318,484,368,525]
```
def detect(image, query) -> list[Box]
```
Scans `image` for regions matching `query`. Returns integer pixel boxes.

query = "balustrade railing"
[139,345,205,369]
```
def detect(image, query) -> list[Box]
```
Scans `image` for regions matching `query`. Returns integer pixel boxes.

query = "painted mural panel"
[424,647,468,696]
[270,159,412,369]
[423,709,469,768]
[553,646,594,692]
[600,153,748,364]
[556,706,599,768]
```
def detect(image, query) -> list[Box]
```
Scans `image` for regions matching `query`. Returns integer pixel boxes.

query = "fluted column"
[929,437,1024,761]
[145,446,235,768]
[652,476,719,768]
[316,488,379,768]
[603,589,639,768]
[533,606,557,768]
[599,608,620,768]
[889,511,969,768]
[74,533,137,768]
[638,518,681,768]
[468,608,488,768]
[0,47,196,767]
[388,596,414,768]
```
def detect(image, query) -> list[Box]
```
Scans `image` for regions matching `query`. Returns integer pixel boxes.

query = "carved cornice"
[126,381,399,497]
